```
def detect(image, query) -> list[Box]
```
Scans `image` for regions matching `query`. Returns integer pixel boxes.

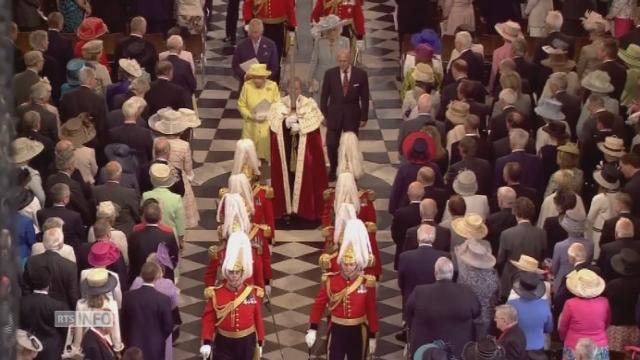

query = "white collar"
[142,283,155,288]
[89,328,113,345]
[33,290,48,295]
[130,33,143,38]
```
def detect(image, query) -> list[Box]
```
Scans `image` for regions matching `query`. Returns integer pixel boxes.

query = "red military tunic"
[310,0,365,38]
[309,273,378,333]
[243,0,297,25]
[201,283,266,341]
[321,188,377,227]
[319,223,382,279]
[253,185,276,242]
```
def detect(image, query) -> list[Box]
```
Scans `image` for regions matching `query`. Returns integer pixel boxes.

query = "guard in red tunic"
[200,231,266,360]
[243,0,297,60]
[306,219,379,359]
[310,0,365,49]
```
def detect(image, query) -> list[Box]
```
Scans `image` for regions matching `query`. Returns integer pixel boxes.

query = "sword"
[264,298,285,360]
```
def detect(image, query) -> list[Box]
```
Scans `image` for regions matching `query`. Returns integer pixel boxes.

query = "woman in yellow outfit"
[238,64,281,160]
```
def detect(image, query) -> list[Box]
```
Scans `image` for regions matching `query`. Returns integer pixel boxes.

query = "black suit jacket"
[449,135,493,165]
[625,172,640,215]
[165,54,196,95]
[599,59,627,101]
[59,86,108,144]
[486,208,517,255]
[36,205,85,249]
[498,325,527,360]
[601,213,640,245]
[514,56,536,85]
[41,52,62,105]
[19,292,68,360]
[620,26,640,49]
[438,77,486,121]
[554,91,581,141]
[543,216,568,258]
[121,286,174,360]
[47,30,73,78]
[128,226,180,282]
[18,129,56,180]
[108,123,155,166]
[113,36,159,79]
[93,182,141,234]
[145,78,192,116]
[45,172,94,225]
[81,328,116,360]
[398,245,449,310]
[489,107,519,143]
[445,49,484,85]
[392,202,422,269]
[423,186,449,223]
[597,237,640,281]
[446,156,493,196]
[466,101,491,133]
[320,66,370,130]
[403,220,451,253]
[24,251,79,309]
[492,137,535,159]
[16,102,59,143]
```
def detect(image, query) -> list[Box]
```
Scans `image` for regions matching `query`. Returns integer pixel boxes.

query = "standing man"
[321,49,370,181]
[242,0,296,61]
[113,17,159,79]
[232,19,280,83]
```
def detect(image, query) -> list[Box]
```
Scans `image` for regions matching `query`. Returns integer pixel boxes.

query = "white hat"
[566,269,605,298]
[118,58,142,78]
[148,107,201,135]
[338,219,373,269]
[310,14,350,38]
[451,213,488,240]
[337,131,364,180]
[412,63,435,83]
[495,21,522,41]
[217,192,252,237]
[12,137,44,164]
[334,203,357,244]
[232,139,261,178]
[581,70,614,93]
[581,10,610,33]
[221,231,254,282]
[149,163,177,188]
[455,238,496,269]
[597,136,626,157]
[534,98,566,121]
[453,170,478,196]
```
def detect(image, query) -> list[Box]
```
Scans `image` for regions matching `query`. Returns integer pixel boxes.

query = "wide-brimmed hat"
[627,111,640,126]
[560,206,586,234]
[453,170,478,196]
[414,44,434,63]
[149,163,177,188]
[451,213,488,240]
[611,249,640,277]
[118,58,142,78]
[510,255,545,274]
[310,15,349,37]
[12,137,44,164]
[446,100,470,125]
[535,98,565,121]
[59,113,96,147]
[411,28,442,54]
[581,10,610,33]
[462,337,505,360]
[557,142,580,156]
[9,168,35,210]
[593,164,620,190]
[66,58,85,85]
[581,70,614,93]
[456,239,496,269]
[541,38,575,70]
[148,107,201,135]
[77,17,108,41]
[495,21,522,42]
[597,136,625,157]
[566,268,605,298]
[402,131,436,164]
[619,44,640,69]
[81,268,118,296]
[513,271,546,300]
[413,63,434,83]
[88,241,120,267]
[246,63,271,78]
[542,120,569,140]
[81,39,103,56]
[16,329,43,352]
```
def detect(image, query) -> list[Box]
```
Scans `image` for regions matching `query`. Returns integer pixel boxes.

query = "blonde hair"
[424,126,445,160]
[557,150,580,169]
[500,71,522,96]
[553,169,576,192]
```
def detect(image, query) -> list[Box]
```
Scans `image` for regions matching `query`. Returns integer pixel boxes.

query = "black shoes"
[223,36,236,45]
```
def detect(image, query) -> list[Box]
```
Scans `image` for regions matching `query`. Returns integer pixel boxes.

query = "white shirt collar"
[142,283,155,288]
[34,290,48,295]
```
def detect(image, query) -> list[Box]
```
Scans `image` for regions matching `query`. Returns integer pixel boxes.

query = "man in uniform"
[200,231,266,360]
[306,219,378,359]
[242,0,297,62]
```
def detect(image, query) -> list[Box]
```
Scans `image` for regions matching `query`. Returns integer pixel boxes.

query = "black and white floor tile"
[173,0,405,358]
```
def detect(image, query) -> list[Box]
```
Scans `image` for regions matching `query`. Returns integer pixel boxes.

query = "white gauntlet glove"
[305,329,317,348]
[285,115,297,128]
[356,40,365,51]
[290,122,301,133]
[200,344,212,358]
[369,338,377,355]
[288,31,296,45]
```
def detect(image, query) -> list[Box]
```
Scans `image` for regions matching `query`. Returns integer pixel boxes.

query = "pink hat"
[77,17,108,41]
[414,44,434,63]
[88,241,120,267]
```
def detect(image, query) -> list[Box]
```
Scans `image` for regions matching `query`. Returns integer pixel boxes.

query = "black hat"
[542,120,569,140]
[27,266,51,290]
[611,248,640,277]
[7,168,35,211]
[512,271,546,300]
[462,337,505,360]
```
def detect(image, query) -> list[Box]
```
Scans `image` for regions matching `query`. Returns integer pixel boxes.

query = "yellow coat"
[238,80,281,160]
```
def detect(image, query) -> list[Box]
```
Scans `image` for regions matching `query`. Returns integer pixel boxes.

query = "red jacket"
[321,188,377,227]
[319,223,382,278]
[243,0,297,26]
[310,0,364,37]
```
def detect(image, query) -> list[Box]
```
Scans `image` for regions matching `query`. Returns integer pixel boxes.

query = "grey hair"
[122,96,147,118]
[496,304,518,323]
[30,81,51,102]
[417,224,435,244]
[549,72,568,90]
[78,66,96,85]
[42,217,64,231]
[574,338,597,360]
[509,128,529,150]
[546,11,563,31]
[42,227,64,251]
[568,242,587,262]
[615,217,634,238]
[248,18,264,31]
[50,183,70,203]
[130,76,151,95]
[166,35,183,51]
[434,257,454,280]
[28,30,48,50]
[497,186,516,208]
[455,31,472,49]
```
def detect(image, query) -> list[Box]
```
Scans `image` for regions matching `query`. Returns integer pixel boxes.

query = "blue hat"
[411,29,442,54]
[66,59,86,85]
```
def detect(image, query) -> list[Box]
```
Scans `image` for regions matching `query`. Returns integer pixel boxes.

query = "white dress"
[525,0,554,37]
[587,191,618,258]
[443,0,475,35]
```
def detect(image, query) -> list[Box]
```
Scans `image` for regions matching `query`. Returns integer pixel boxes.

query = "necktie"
[342,70,349,96]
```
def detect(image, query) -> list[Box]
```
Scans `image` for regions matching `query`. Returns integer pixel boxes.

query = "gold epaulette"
[323,188,335,201]
[365,222,377,233]
[321,226,334,238]
[359,189,376,202]
[254,286,264,298]
[208,245,219,260]
[218,187,229,199]
[253,224,272,238]
[265,185,274,199]
[217,225,224,240]
[363,274,376,287]
[321,271,337,283]
[319,252,335,270]
[204,286,219,299]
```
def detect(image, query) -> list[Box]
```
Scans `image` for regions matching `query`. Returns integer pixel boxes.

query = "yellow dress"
[238,80,281,160]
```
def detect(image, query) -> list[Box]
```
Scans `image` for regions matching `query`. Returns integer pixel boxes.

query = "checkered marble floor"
[173,0,405,358]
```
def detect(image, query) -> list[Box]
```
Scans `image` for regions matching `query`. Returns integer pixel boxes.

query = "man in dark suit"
[12,50,43,107]
[501,162,540,210]
[512,39,536,85]
[418,168,448,224]
[81,327,117,360]
[495,304,527,360]
[404,199,451,252]
[139,138,186,196]
[492,111,536,159]
[127,201,179,281]
[445,32,484,85]
[45,152,94,226]
[17,110,56,180]
[620,154,640,215]
[392,182,424,269]
[549,73,582,141]
[145,61,193,116]
[597,217,640,281]
[405,257,481,358]
[598,38,627,101]
[93,161,141,235]
[231,19,280,82]
[438,59,486,122]
[398,94,445,150]
[113,17,159,79]
[19,267,68,360]
[164,35,197,96]
[37,183,86,249]
[28,30,62,106]
[24,228,79,309]
[108,96,154,166]
[16,82,59,143]
[449,114,492,164]
[561,0,596,36]
[495,129,544,192]
[580,112,616,181]
[121,262,174,360]
[487,187,517,254]
[459,86,491,135]
[320,49,370,180]
[620,20,640,49]
[489,90,526,143]
[46,12,74,86]
[447,137,493,196]
[5,22,25,77]
[131,0,174,36]
[601,193,640,244]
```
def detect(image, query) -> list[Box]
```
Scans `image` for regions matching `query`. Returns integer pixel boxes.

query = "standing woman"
[607,0,635,39]
[442,0,475,36]
[238,64,281,161]
[586,166,620,259]
[524,0,554,38]
[59,0,91,33]
[308,15,350,103]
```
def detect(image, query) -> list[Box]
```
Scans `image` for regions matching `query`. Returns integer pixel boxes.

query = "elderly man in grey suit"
[397,93,445,153]
[12,50,43,107]
[497,197,547,300]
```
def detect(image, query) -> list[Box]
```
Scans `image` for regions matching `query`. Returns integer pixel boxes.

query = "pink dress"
[164,138,200,228]
[490,42,513,91]
[558,296,611,349]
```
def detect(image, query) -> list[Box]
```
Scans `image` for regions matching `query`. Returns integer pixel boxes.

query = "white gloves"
[285,115,297,128]
[305,329,317,348]
[255,113,267,121]
[310,79,320,93]
[288,31,296,44]
[200,344,212,359]
[265,285,272,299]
[356,40,365,51]
[369,338,377,355]
[290,123,301,134]
[258,346,263,358]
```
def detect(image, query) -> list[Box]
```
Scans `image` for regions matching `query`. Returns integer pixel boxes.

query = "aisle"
[172,0,407,358]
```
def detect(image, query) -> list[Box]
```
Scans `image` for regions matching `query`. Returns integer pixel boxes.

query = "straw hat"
[413,63,434,83]
[149,163,177,188]
[311,15,349,37]
[560,206,586,234]
[557,142,580,156]
[118,58,142,78]
[626,111,640,126]
[451,213,488,240]
[446,100,470,125]
[81,268,118,296]
[246,63,271,78]
[593,164,620,190]
[495,21,522,42]
[456,239,496,269]
[16,330,43,353]
[597,136,625,157]
[410,28,442,54]
[535,98,565,121]
[59,113,96,147]
[88,241,120,267]
[541,38,575,71]
[581,70,614,93]
[581,10,610,33]
[510,255,545,274]
[82,39,103,56]
[76,17,108,41]
[619,44,640,69]
[148,107,201,135]
[462,337,505,360]
[453,170,478,196]
[566,268,605,298]
[12,137,44,164]
[513,271,546,300]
